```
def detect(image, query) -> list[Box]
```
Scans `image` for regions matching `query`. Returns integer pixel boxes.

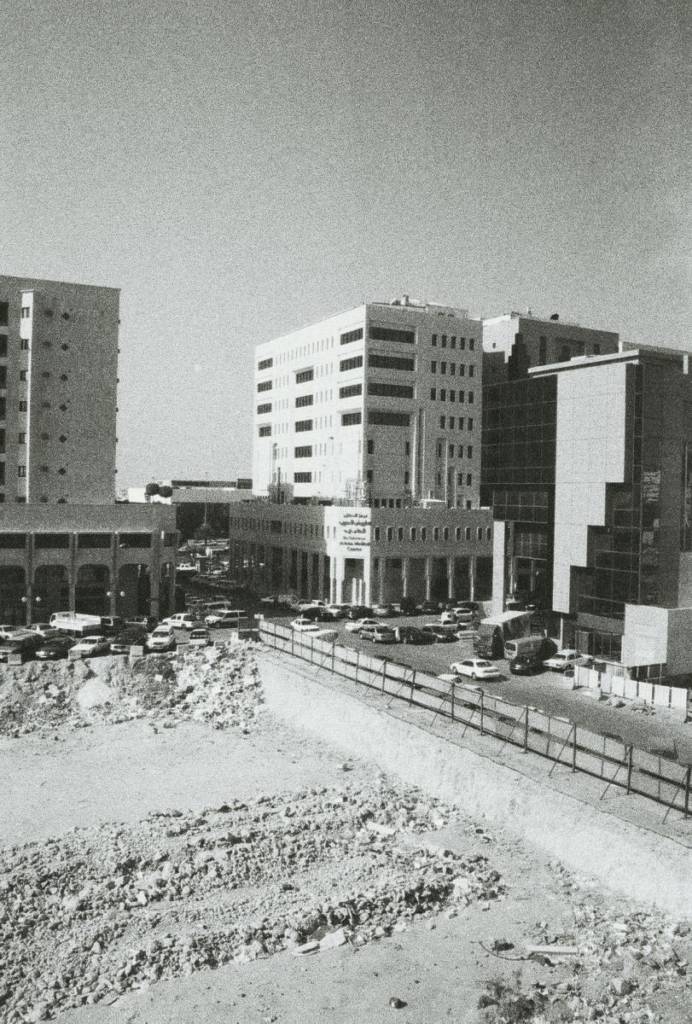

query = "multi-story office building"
[483,332,692,672]
[0,275,177,625]
[253,297,483,509]
[233,297,494,605]
[0,276,119,504]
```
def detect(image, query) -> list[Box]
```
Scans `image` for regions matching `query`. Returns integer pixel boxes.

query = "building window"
[433,527,439,541]
[295,367,314,383]
[421,527,427,542]
[17,465,26,477]
[398,527,403,541]
[19,370,28,381]
[467,446,473,458]
[339,383,362,398]
[443,527,449,541]
[459,364,465,377]
[293,472,312,483]
[440,389,446,401]
[256,402,272,414]
[404,470,410,485]
[440,361,446,374]
[441,335,447,348]
[457,471,463,485]
[410,527,416,541]
[369,353,414,371]
[449,390,456,402]
[257,357,273,370]
[21,306,30,318]
[374,526,380,541]
[465,527,471,540]
[294,446,312,458]
[341,411,361,426]
[295,393,314,407]
[593,343,601,355]
[449,416,455,429]
[18,433,25,445]
[467,417,473,430]
[437,443,443,457]
[431,334,437,346]
[468,391,474,404]
[257,380,272,392]
[295,419,313,431]
[370,326,415,344]
[448,444,454,458]
[386,526,393,541]
[451,336,456,349]
[469,365,474,377]
[405,441,410,455]
[367,410,410,426]
[430,388,436,400]
[258,425,271,437]
[466,473,472,486]
[367,382,414,398]
[20,338,29,352]
[0,303,7,326]
[340,327,363,345]
[459,337,465,350]
[340,355,363,373]
[486,527,492,540]
[431,361,437,373]
[19,401,28,412]
[367,439,374,454]
[366,469,373,483]
[455,527,461,540]
[469,338,475,350]
[477,527,483,540]
[450,363,455,376]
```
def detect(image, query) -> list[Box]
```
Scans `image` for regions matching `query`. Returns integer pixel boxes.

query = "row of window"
[257,357,273,370]
[340,327,363,345]
[340,355,363,372]
[437,443,473,459]
[373,524,490,544]
[370,326,415,345]
[430,388,474,404]
[431,334,475,351]
[430,361,474,377]
[295,367,314,383]
[369,353,414,371]
[440,415,473,431]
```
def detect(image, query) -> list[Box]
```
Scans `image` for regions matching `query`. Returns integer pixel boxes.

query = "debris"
[319,928,347,950]
[526,944,579,957]
[389,996,407,1009]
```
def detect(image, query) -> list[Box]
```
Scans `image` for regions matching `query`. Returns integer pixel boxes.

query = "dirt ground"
[1,649,690,1024]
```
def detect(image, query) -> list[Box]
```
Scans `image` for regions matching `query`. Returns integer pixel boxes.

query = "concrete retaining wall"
[257,652,692,919]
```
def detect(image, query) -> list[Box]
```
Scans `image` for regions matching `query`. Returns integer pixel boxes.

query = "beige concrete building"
[253,297,483,509]
[0,275,119,505]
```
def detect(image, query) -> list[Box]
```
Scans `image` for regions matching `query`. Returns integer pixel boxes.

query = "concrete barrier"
[258,651,692,919]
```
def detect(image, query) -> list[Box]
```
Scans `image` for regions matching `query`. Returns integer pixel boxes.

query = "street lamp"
[106,589,126,614]
[20,594,42,627]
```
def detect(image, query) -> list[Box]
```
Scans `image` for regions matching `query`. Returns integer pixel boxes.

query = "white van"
[504,634,546,662]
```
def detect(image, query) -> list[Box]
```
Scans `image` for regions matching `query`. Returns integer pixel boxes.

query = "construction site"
[0,639,690,1024]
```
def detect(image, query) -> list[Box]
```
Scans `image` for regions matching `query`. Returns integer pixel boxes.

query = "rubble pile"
[0,642,263,738]
[0,783,503,1021]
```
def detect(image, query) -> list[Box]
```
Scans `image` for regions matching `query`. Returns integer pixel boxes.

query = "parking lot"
[262,610,692,755]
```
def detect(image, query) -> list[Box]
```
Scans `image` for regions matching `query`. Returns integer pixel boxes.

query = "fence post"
[382,658,387,694]
[572,725,577,773]
[451,679,455,722]
[479,689,485,736]
[355,649,360,685]
[291,630,295,657]
[626,744,633,795]
[410,669,416,706]
[523,706,529,753]
[685,766,691,820]
[331,642,335,675]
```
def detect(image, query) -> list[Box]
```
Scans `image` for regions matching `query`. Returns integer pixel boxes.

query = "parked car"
[360,624,397,644]
[0,633,41,663]
[345,617,379,634]
[160,613,200,631]
[295,605,331,622]
[145,626,177,652]
[450,658,501,680]
[297,599,326,612]
[440,610,458,625]
[398,595,419,616]
[205,609,246,628]
[509,652,545,675]
[110,627,149,654]
[35,635,75,660]
[322,604,347,620]
[0,624,23,641]
[125,615,158,632]
[419,601,440,614]
[372,603,396,618]
[100,616,124,636]
[420,624,457,643]
[543,649,582,673]
[344,605,374,621]
[71,635,111,658]
[396,625,435,645]
[188,627,213,647]
[290,617,322,633]
[29,623,60,638]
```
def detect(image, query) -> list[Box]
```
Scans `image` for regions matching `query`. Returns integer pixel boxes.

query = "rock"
[292,941,319,956]
[319,928,347,950]
[389,996,407,1009]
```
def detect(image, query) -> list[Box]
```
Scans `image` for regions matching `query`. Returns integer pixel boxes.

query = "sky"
[1,0,689,487]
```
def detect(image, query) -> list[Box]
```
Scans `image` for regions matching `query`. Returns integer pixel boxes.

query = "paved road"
[261,612,692,760]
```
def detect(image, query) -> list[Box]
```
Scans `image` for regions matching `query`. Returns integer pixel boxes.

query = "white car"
[344,617,379,633]
[440,610,457,625]
[146,626,177,652]
[450,658,501,680]
[160,613,199,631]
[297,599,325,612]
[322,604,347,620]
[71,635,110,658]
[188,628,212,647]
[543,649,582,673]
[290,617,322,633]
[205,609,245,628]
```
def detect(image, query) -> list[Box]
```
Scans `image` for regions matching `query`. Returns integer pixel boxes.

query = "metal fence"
[258,621,692,819]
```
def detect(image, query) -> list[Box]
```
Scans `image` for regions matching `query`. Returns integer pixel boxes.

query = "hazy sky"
[2,0,689,486]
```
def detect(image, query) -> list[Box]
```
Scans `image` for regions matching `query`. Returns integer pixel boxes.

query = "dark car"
[35,636,75,661]
[345,605,373,620]
[420,600,441,615]
[125,615,158,632]
[100,616,124,636]
[421,624,457,643]
[396,626,435,645]
[509,652,545,675]
[300,606,331,622]
[110,627,149,654]
[0,633,41,663]
[397,596,419,616]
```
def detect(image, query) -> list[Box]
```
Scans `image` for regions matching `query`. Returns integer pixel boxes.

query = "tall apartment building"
[253,297,483,509]
[0,275,119,504]
[0,275,178,625]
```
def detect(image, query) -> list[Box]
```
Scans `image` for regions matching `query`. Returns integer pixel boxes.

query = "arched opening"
[0,566,26,625]
[75,564,110,616]
[34,564,69,617]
